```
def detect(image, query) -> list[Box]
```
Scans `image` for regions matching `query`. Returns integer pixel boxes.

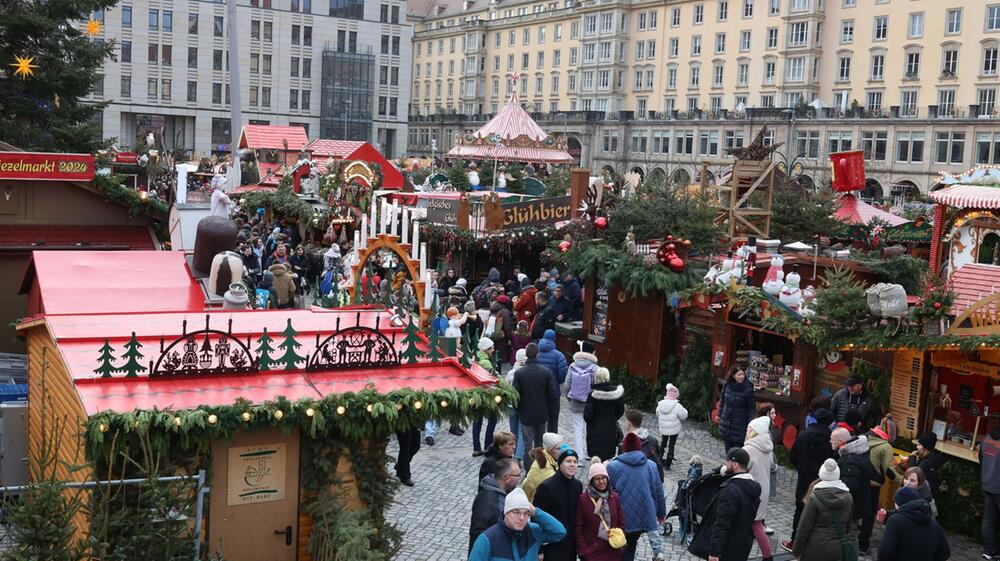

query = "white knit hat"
[515,348,527,363]
[819,458,840,482]
[504,488,532,514]
[748,416,771,437]
[478,337,494,351]
[542,432,563,450]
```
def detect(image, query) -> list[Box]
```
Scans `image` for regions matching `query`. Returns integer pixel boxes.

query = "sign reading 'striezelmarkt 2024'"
[0,152,95,182]
[502,195,571,228]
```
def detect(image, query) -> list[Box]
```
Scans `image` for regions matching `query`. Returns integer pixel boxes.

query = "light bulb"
[306,407,315,417]
[207,414,218,425]
[241,411,252,422]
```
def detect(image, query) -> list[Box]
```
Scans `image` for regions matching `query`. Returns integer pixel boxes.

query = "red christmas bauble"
[668,255,685,273]
[933,301,942,310]
[594,216,609,230]
[558,240,572,252]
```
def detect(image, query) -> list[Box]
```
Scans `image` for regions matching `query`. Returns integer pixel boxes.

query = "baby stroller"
[661,456,727,545]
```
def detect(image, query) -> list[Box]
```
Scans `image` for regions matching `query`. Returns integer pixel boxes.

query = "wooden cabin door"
[605,287,663,383]
[209,427,300,561]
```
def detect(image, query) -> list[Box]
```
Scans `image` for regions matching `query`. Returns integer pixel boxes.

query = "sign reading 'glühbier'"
[502,195,571,228]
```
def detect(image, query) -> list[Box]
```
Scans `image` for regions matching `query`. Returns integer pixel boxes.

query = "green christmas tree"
[0,0,117,153]
[117,332,146,378]
[256,328,277,370]
[353,274,363,305]
[275,319,306,370]
[811,265,871,342]
[458,329,473,368]
[400,314,426,364]
[447,160,472,191]
[425,327,445,363]
[94,338,117,378]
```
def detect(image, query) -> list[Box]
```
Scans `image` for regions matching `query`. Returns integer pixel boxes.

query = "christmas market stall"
[16,247,508,560]
[0,150,161,354]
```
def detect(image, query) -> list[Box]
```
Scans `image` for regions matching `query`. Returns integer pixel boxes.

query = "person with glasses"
[469,458,523,552]
[469,487,566,561]
[479,431,518,484]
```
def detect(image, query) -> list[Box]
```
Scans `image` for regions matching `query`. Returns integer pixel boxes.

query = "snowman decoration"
[713,253,737,286]
[779,264,803,310]
[762,255,785,296]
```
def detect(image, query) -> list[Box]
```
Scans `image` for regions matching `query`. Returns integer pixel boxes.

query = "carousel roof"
[833,193,910,227]
[445,78,573,164]
[929,184,1000,209]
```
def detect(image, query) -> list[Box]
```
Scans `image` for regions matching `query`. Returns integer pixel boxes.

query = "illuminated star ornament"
[10,55,38,79]
[86,18,102,36]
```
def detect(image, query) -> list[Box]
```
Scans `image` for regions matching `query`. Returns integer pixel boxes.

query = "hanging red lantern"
[594,216,608,230]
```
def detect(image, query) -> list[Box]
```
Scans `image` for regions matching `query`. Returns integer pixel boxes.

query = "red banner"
[829,150,866,192]
[0,152,95,182]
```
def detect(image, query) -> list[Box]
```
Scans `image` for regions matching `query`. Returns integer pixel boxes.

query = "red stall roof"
[308,139,404,189]
[833,193,910,227]
[40,308,490,415]
[239,124,309,151]
[19,251,204,315]
[949,263,1000,317]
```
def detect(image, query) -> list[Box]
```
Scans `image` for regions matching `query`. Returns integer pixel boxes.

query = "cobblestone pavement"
[387,395,981,561]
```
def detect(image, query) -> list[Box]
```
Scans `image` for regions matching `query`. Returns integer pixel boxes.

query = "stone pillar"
[570,168,591,220]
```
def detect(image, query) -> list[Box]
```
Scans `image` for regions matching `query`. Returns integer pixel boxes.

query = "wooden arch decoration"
[342,160,375,188]
[349,233,431,325]
[948,292,1000,336]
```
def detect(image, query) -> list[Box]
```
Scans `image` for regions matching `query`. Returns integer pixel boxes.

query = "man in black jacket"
[689,448,761,561]
[832,427,873,526]
[469,458,521,552]
[782,408,837,552]
[513,343,558,466]
[529,291,558,340]
[830,376,882,431]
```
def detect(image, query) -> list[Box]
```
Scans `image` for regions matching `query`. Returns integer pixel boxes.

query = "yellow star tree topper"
[10,55,37,79]
[85,18,102,36]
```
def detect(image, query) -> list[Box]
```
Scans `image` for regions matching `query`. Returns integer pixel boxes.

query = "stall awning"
[949,263,1000,316]
[929,184,1000,209]
[446,144,574,164]
[0,225,156,250]
[833,193,910,226]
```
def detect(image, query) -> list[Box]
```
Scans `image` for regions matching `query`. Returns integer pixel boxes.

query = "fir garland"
[420,223,557,254]
[560,242,706,298]
[241,184,317,228]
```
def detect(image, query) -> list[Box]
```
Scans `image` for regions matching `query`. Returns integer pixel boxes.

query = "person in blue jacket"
[469,487,567,561]
[607,432,666,561]
[537,329,569,431]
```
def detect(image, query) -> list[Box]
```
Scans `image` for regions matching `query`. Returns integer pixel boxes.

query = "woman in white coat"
[745,415,776,561]
[655,383,688,470]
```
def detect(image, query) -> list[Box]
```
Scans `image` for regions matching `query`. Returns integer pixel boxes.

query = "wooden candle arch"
[349,233,431,327]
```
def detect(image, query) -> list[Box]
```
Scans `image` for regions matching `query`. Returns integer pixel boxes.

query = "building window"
[149,8,158,30]
[873,16,887,41]
[935,132,965,164]
[976,133,1000,164]
[796,131,820,158]
[699,131,719,154]
[715,33,726,54]
[743,0,753,18]
[837,56,851,81]
[789,22,807,47]
[160,79,170,100]
[669,38,679,57]
[148,43,157,64]
[942,50,958,77]
[865,90,883,111]
[213,49,223,71]
[120,75,130,98]
[690,66,700,87]
[828,131,852,153]
[738,62,749,85]
[841,20,854,44]
[980,88,998,116]
[214,16,224,37]
[905,52,920,78]
[989,6,1000,32]
[763,60,775,84]
[162,45,171,66]
[862,131,888,161]
[870,53,884,81]
[894,132,924,163]
[212,83,222,104]
[938,89,956,115]
[120,41,131,63]
[148,78,157,100]
[162,10,172,32]
[302,90,310,110]
[739,30,751,51]
[786,57,804,81]
[671,8,680,27]
[760,94,774,107]
[601,13,613,32]
[121,6,132,28]
[900,90,918,117]
[713,63,724,86]
[692,36,702,56]
[946,9,962,34]
[985,46,999,76]
[290,88,299,110]
[718,0,728,21]
[769,0,779,15]
[694,4,704,25]
[188,13,198,34]
[187,81,197,102]
[766,27,777,49]
[908,13,924,39]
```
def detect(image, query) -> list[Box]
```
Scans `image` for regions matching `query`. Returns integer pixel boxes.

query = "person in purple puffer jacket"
[567,341,599,459]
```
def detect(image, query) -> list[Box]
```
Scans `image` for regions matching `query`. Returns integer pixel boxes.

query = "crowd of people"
[458,351,960,561]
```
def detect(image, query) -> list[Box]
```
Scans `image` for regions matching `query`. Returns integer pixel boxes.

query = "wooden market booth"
[16,249,502,560]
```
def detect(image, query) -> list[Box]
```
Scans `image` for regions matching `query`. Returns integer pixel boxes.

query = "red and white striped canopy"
[447,143,573,164]
[476,100,549,142]
[929,184,1000,209]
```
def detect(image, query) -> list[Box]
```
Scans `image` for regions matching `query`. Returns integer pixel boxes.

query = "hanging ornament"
[594,216,608,230]
[558,240,572,252]
[643,253,659,269]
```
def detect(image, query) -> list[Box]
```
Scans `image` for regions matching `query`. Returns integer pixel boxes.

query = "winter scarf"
[587,484,612,541]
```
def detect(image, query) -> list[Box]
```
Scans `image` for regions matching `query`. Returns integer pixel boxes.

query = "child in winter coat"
[655,383,689,470]
[566,341,599,459]
[510,320,532,366]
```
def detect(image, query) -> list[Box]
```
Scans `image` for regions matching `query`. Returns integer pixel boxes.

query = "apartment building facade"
[409,0,1000,197]
[83,0,411,158]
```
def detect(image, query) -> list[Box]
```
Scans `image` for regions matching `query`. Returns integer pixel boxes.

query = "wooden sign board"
[502,195,571,228]
[890,349,925,440]
[227,443,287,506]
[424,198,461,225]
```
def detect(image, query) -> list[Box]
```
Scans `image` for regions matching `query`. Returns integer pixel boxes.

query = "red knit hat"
[622,432,642,452]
